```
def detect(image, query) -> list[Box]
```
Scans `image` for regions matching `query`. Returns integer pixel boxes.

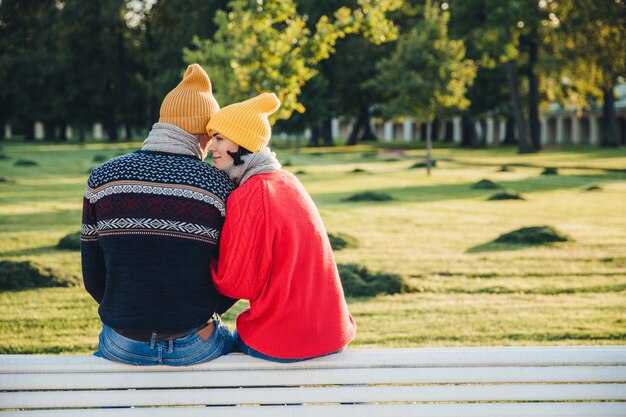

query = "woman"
[206,92,356,362]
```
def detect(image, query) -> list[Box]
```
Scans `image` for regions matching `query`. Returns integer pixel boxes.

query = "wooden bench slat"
[3,402,626,417]
[3,366,624,390]
[2,346,625,373]
[2,383,624,409]
[3,347,625,416]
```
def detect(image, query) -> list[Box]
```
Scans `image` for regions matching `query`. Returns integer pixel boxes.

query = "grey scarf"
[142,123,205,159]
[223,147,282,185]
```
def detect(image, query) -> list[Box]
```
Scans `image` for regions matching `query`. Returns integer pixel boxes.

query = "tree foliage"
[372,0,476,121]
[185,0,400,121]
[543,0,626,146]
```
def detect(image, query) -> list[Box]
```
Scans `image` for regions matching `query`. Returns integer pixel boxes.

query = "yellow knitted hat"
[206,93,281,152]
[159,64,220,134]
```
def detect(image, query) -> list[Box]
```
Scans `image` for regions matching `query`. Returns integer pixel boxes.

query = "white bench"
[1,346,625,416]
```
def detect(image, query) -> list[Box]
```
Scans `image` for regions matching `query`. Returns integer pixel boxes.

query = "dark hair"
[227,146,252,166]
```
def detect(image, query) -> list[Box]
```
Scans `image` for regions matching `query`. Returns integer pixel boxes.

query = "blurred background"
[0,0,625,353]
[0,0,624,149]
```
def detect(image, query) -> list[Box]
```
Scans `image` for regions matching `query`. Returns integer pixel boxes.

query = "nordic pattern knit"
[212,170,356,359]
[81,150,237,331]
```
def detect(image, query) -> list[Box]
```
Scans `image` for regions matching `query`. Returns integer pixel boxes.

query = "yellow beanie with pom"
[159,64,220,134]
[206,93,281,152]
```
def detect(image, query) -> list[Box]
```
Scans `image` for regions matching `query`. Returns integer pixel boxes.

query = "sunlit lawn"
[0,140,625,353]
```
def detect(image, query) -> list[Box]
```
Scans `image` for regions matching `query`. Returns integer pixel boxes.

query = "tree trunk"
[321,118,333,146]
[308,125,320,147]
[425,125,433,177]
[24,120,35,141]
[104,118,118,142]
[477,119,487,147]
[347,105,378,145]
[460,114,476,147]
[506,59,534,153]
[361,107,377,141]
[528,33,542,151]
[58,122,68,141]
[503,116,517,145]
[601,85,618,147]
[44,122,56,142]
[125,123,132,141]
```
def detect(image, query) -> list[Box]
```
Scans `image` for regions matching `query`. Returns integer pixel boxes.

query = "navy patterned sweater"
[81,150,237,331]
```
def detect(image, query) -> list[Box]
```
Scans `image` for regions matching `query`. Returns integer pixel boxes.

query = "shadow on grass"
[313,172,624,205]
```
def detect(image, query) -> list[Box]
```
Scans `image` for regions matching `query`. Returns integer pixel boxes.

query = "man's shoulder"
[87,151,235,199]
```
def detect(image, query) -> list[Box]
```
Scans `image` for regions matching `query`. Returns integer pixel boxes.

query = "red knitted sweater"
[212,170,356,359]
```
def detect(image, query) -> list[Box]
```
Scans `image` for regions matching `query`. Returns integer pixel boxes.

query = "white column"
[453,117,462,143]
[4,124,11,139]
[331,118,340,139]
[384,121,394,142]
[589,114,600,145]
[65,126,73,140]
[415,123,423,141]
[93,123,103,140]
[486,118,495,145]
[540,116,548,145]
[571,117,581,145]
[403,118,413,142]
[304,128,311,141]
[555,115,564,145]
[35,121,44,140]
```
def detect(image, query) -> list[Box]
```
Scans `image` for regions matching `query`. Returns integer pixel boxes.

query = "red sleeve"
[211,183,272,300]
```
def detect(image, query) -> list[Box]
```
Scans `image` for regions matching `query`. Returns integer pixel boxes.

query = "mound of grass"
[345,191,394,202]
[0,153,9,160]
[282,160,293,167]
[295,170,307,175]
[0,261,80,290]
[351,168,368,173]
[0,177,12,183]
[338,263,412,297]
[57,232,81,250]
[13,159,39,167]
[472,179,500,190]
[328,232,359,251]
[542,167,559,175]
[92,154,108,163]
[494,226,570,244]
[487,191,525,201]
[584,184,602,192]
[410,160,437,169]
[498,165,512,172]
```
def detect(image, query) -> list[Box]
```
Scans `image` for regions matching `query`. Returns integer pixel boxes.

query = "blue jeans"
[233,329,343,363]
[95,318,235,366]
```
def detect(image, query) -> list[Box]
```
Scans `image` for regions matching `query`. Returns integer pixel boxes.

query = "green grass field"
[1,140,625,353]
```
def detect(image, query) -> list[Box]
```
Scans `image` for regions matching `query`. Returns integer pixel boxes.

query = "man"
[81,64,237,366]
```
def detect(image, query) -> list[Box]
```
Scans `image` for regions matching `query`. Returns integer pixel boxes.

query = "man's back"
[81,150,236,331]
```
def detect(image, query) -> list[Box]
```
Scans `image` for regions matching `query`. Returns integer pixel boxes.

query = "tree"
[545,0,626,146]
[372,0,476,174]
[0,0,60,140]
[185,0,400,134]
[449,0,545,153]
